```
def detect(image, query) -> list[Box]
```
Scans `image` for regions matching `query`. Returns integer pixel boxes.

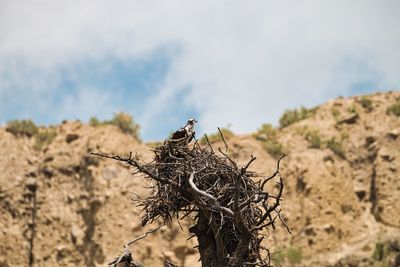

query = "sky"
[1,1,399,141]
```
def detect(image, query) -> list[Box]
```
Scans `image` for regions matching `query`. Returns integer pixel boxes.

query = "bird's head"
[187,118,198,125]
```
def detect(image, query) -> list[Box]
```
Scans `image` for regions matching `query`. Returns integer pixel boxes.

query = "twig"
[218,127,229,153]
[125,224,165,249]
[261,154,286,190]
[188,171,234,217]
[90,152,179,187]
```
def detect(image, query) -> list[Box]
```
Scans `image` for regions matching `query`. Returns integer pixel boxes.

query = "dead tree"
[92,129,290,267]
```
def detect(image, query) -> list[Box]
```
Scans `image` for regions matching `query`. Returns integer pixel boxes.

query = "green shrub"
[372,242,386,261]
[387,101,400,116]
[262,139,283,159]
[34,128,57,150]
[200,127,234,144]
[360,97,373,110]
[89,116,101,126]
[327,138,346,158]
[109,112,140,137]
[340,131,349,141]
[253,123,277,141]
[279,107,313,128]
[331,107,340,118]
[295,126,321,149]
[272,250,286,265]
[287,247,302,264]
[347,104,357,114]
[306,130,321,148]
[6,120,38,137]
[89,112,141,140]
[253,123,284,158]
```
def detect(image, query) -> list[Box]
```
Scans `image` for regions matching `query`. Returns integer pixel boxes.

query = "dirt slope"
[0,91,399,267]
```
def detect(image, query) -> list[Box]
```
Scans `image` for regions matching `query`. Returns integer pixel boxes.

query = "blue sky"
[1,1,399,141]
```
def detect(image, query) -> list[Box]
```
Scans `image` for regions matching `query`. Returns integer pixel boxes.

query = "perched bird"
[169,119,198,145]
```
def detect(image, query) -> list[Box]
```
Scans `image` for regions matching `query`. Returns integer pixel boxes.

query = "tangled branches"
[92,132,289,267]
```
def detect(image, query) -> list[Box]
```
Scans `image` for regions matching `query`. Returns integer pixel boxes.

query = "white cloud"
[1,0,399,138]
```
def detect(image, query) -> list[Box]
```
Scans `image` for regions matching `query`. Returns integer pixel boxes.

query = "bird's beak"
[194,119,198,123]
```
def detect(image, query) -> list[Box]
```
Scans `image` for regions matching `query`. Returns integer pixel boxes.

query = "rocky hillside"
[0,91,399,267]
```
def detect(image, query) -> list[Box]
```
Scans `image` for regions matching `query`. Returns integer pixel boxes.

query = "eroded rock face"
[372,131,400,227]
[0,92,399,267]
[228,92,400,266]
[0,130,36,267]
[0,122,199,267]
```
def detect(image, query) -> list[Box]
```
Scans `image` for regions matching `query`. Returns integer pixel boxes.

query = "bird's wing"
[170,128,188,140]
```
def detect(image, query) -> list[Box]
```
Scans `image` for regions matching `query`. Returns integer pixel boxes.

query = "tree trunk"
[189,211,228,267]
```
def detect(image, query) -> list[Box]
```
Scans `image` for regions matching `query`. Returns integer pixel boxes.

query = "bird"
[169,119,198,145]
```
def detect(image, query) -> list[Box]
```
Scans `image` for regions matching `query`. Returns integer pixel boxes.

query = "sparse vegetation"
[279,107,314,128]
[287,247,302,264]
[295,126,321,149]
[262,140,283,159]
[347,104,357,114]
[327,137,346,158]
[200,127,234,144]
[372,242,386,261]
[272,250,286,265]
[89,112,141,140]
[331,107,340,118]
[89,116,102,126]
[387,101,400,116]
[254,123,284,158]
[34,128,57,150]
[271,247,303,265]
[306,130,321,148]
[6,120,39,137]
[360,96,373,110]
[109,112,140,138]
[340,130,350,141]
[6,120,57,150]
[253,123,277,141]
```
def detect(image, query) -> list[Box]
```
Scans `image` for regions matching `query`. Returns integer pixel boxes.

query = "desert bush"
[200,127,234,144]
[372,242,386,261]
[287,247,302,264]
[89,116,101,126]
[347,104,357,114]
[6,120,38,137]
[331,107,341,118]
[340,130,350,141]
[34,128,57,150]
[279,107,313,128]
[295,126,321,149]
[109,112,140,137]
[253,123,277,141]
[272,249,285,265]
[89,113,141,140]
[387,101,400,116]
[253,124,284,158]
[262,139,283,159]
[305,130,321,148]
[327,138,346,158]
[360,96,373,110]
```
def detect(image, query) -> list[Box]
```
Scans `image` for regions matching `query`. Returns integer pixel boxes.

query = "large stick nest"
[93,132,289,267]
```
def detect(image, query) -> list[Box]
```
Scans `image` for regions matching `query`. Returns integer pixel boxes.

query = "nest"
[93,132,289,267]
